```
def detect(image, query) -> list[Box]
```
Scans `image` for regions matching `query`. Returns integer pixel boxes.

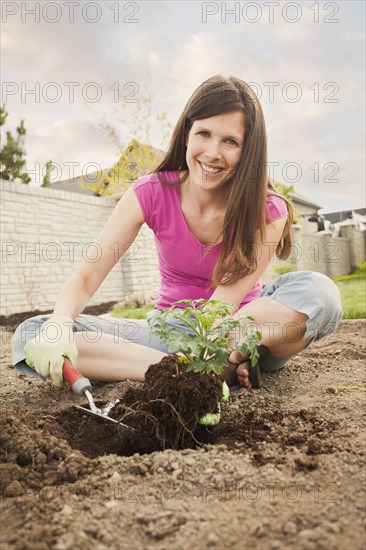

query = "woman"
[12,75,343,391]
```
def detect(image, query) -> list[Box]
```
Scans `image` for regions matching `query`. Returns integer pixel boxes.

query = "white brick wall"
[262,225,365,283]
[0,181,159,315]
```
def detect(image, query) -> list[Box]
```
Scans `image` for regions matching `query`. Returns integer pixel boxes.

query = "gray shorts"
[11,271,342,377]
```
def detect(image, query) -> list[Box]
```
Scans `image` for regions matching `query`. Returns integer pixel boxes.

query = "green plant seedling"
[147,299,262,376]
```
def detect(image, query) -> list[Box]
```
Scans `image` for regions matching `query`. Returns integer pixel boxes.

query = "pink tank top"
[132,171,288,310]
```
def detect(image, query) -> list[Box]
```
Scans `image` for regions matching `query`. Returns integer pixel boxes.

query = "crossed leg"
[73,296,311,387]
[74,331,167,382]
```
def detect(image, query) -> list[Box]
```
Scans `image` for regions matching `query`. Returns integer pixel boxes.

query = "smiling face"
[185,111,245,193]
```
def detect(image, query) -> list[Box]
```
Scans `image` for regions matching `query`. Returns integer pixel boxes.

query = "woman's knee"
[305,271,342,318]
[12,314,51,349]
[263,270,343,342]
[11,314,52,371]
[299,271,343,341]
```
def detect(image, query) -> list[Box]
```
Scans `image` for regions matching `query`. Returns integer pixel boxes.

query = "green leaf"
[185,363,195,373]
[148,299,262,376]
[186,359,208,373]
[221,382,230,402]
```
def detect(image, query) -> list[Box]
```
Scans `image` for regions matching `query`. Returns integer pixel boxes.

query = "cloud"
[1,0,364,210]
[21,118,119,185]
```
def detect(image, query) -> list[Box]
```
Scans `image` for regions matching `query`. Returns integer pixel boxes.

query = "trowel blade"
[76,405,138,432]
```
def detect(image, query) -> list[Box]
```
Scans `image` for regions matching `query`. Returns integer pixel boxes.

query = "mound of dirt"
[0,320,365,550]
[0,415,94,498]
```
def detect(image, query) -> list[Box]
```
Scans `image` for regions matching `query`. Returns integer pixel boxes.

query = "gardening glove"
[198,381,230,426]
[24,316,77,389]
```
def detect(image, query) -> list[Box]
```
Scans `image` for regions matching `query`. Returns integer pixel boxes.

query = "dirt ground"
[0,318,365,550]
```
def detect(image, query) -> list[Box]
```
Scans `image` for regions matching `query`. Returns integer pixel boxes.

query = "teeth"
[200,163,222,174]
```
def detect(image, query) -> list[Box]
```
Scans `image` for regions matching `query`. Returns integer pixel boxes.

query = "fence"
[262,225,365,283]
[0,181,159,315]
[1,181,364,315]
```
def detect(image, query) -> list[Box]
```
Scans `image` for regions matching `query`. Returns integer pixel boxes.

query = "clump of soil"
[110,354,223,450]
[0,415,93,497]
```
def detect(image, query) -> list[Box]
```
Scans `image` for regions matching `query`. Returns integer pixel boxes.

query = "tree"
[272,181,299,223]
[82,94,172,196]
[0,106,31,183]
[41,160,55,187]
[272,181,294,201]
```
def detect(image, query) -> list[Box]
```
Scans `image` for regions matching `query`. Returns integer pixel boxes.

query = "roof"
[288,191,322,210]
[321,208,366,224]
[49,176,98,195]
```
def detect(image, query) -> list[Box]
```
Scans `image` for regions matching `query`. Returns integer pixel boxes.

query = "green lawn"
[333,272,366,320]
[110,304,154,319]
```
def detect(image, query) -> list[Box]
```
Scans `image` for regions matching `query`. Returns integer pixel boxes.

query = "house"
[322,209,366,238]
[322,208,366,225]
[287,191,326,233]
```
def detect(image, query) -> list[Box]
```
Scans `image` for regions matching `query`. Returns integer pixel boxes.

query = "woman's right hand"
[24,316,78,388]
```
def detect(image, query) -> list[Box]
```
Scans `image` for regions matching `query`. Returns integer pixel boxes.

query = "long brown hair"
[151,75,293,287]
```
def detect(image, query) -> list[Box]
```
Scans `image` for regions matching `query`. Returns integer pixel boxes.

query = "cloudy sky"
[1,0,365,212]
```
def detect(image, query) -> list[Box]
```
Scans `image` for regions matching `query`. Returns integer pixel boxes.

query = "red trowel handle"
[63,358,92,396]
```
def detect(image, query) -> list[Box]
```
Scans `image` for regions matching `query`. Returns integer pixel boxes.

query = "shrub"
[273,263,295,276]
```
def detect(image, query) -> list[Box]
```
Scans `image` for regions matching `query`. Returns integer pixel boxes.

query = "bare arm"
[209,216,288,329]
[53,187,145,318]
